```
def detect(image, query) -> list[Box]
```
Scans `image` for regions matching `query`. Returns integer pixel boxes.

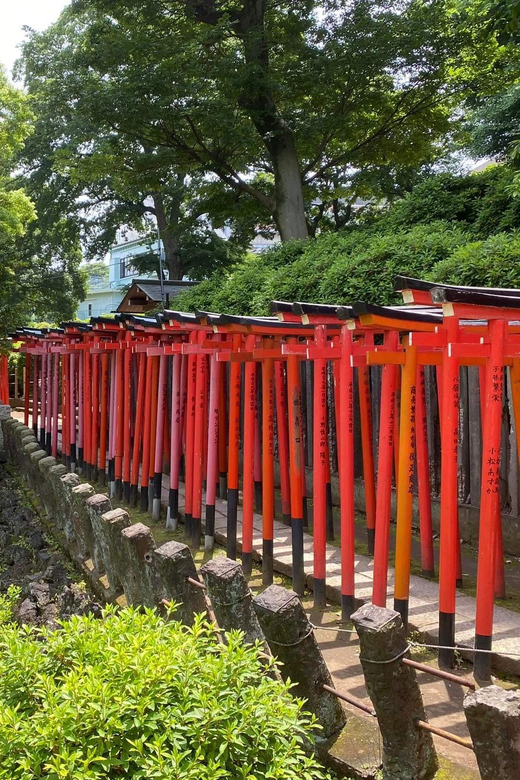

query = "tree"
[0,67,86,341]
[15,97,246,280]
[18,0,511,246]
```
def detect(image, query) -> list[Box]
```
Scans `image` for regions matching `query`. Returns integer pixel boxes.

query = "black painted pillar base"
[123,481,131,504]
[226,487,238,560]
[262,539,273,586]
[166,488,178,529]
[204,503,215,552]
[438,611,455,669]
[342,594,355,621]
[191,516,201,551]
[184,512,193,543]
[242,551,252,578]
[129,483,138,508]
[394,597,409,632]
[313,577,326,609]
[474,634,492,681]
[140,486,149,512]
[291,516,305,596]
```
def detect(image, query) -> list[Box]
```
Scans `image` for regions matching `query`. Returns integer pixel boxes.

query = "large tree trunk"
[152,192,182,279]
[270,133,309,240]
[187,0,309,241]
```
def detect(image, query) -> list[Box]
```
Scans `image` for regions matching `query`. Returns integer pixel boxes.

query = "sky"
[1,0,69,77]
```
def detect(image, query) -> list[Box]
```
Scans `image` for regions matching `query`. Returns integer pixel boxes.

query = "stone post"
[70,483,95,561]
[253,584,346,739]
[85,494,112,580]
[119,523,160,607]
[201,557,264,645]
[99,507,131,595]
[351,603,437,780]
[464,685,520,780]
[59,473,81,537]
[154,541,207,625]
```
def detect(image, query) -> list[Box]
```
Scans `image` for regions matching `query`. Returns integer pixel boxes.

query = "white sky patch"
[0,0,69,78]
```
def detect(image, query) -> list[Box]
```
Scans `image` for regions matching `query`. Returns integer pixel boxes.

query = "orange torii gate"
[10,279,520,681]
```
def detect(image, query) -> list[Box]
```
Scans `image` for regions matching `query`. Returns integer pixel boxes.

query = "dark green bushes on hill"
[0,606,332,780]
[175,166,520,314]
[431,232,520,289]
[376,166,520,238]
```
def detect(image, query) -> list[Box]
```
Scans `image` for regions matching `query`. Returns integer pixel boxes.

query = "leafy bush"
[430,232,520,288]
[0,585,20,625]
[0,606,333,780]
[377,166,520,238]
[318,222,470,305]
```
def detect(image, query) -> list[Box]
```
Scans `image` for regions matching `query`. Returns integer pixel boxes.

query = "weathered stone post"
[99,507,131,595]
[85,494,112,579]
[201,557,264,644]
[70,483,96,561]
[464,685,520,780]
[119,522,160,607]
[253,584,346,739]
[351,603,437,780]
[154,541,207,625]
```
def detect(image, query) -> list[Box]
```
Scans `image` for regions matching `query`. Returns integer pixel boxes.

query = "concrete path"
[160,478,483,773]
[163,476,520,677]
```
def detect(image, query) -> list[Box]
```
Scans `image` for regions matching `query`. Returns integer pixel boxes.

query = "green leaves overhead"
[18,0,516,246]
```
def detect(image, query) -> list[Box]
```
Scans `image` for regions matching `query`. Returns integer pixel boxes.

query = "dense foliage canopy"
[0,68,86,341]
[17,0,518,263]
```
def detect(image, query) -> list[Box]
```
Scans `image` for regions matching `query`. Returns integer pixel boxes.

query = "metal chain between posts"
[265,625,314,647]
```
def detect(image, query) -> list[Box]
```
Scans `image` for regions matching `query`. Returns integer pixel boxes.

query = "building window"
[88,304,92,317]
[120,257,137,279]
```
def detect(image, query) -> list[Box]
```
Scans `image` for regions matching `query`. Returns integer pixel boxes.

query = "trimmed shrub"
[0,606,333,780]
[430,232,520,288]
[318,222,470,305]
[378,166,520,238]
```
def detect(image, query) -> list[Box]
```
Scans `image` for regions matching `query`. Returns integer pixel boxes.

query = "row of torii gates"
[6,276,520,680]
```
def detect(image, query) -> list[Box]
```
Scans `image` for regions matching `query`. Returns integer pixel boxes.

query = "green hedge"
[173,165,520,314]
[375,166,520,238]
[431,232,520,288]
[0,606,333,780]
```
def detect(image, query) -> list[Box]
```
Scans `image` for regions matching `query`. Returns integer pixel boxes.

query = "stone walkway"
[162,477,520,677]
[161,477,486,773]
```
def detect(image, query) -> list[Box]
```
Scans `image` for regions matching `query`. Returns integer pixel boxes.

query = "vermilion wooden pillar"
[313,325,328,608]
[287,340,305,596]
[339,326,355,619]
[130,352,146,507]
[393,344,418,629]
[241,334,257,576]
[261,343,275,585]
[204,351,220,549]
[152,353,168,521]
[167,353,183,529]
[274,360,291,526]
[226,333,242,559]
[122,342,133,502]
[474,318,505,680]
[98,352,109,486]
[438,318,460,668]
[191,346,207,549]
[415,365,435,577]
[372,331,399,608]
